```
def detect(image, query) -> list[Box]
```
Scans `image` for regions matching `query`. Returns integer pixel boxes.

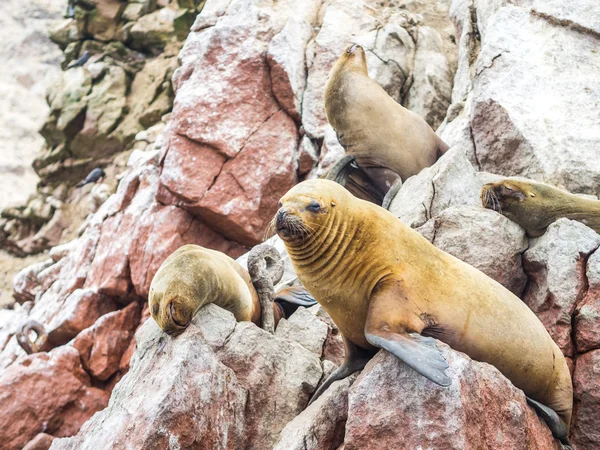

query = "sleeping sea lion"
[149,244,315,336]
[481,179,600,237]
[324,44,449,207]
[275,179,572,446]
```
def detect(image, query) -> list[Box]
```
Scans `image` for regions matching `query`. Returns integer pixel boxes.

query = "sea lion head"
[480,179,555,237]
[274,179,348,246]
[330,43,368,77]
[149,252,208,336]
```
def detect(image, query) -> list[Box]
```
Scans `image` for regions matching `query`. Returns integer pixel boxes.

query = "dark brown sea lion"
[324,44,449,207]
[481,179,600,237]
[149,244,315,336]
[275,179,573,446]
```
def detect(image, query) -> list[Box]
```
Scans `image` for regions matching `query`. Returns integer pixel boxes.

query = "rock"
[575,250,600,353]
[85,0,124,41]
[423,206,528,296]
[523,219,600,356]
[274,377,354,450]
[314,305,345,367]
[71,302,141,381]
[0,303,31,352]
[275,306,328,356]
[389,147,481,228]
[342,346,561,449]
[0,346,109,450]
[12,258,54,303]
[51,305,322,450]
[572,349,600,450]
[22,433,55,450]
[297,136,319,176]
[443,3,600,196]
[129,7,193,53]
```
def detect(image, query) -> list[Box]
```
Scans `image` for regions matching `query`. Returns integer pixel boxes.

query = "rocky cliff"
[1,0,600,449]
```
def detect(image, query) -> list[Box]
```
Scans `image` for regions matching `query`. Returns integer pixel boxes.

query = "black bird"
[67,51,90,69]
[77,168,105,188]
[64,0,75,18]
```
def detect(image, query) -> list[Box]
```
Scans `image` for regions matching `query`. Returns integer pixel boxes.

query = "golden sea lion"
[481,179,600,237]
[324,44,449,207]
[275,179,572,445]
[149,244,316,336]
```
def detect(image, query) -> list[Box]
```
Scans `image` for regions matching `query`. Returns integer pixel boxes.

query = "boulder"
[389,147,481,228]
[420,206,528,296]
[523,219,600,356]
[0,346,109,450]
[342,346,561,449]
[51,305,322,450]
[572,349,600,450]
[71,302,141,381]
[22,433,55,450]
[442,2,600,196]
[575,250,600,353]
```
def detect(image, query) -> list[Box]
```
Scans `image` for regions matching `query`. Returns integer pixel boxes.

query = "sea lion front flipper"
[274,285,317,318]
[364,281,451,387]
[308,336,373,406]
[381,178,403,210]
[526,397,571,447]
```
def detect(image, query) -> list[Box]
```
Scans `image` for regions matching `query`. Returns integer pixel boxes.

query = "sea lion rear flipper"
[323,155,356,185]
[364,281,451,386]
[274,285,317,318]
[526,397,571,447]
[308,336,373,406]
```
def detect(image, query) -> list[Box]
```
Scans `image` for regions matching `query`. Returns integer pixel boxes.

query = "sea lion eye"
[307,200,321,212]
[152,303,159,316]
[503,185,514,191]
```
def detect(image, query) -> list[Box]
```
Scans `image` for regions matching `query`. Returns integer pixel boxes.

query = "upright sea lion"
[481,179,600,237]
[324,44,449,207]
[149,244,315,336]
[275,179,572,445]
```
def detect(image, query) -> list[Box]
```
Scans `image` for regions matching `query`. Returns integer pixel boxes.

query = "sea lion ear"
[530,193,536,198]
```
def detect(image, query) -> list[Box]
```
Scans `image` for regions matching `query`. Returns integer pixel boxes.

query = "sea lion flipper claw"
[365,330,451,387]
[526,397,571,445]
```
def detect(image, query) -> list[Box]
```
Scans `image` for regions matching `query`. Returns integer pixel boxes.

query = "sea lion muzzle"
[275,208,308,241]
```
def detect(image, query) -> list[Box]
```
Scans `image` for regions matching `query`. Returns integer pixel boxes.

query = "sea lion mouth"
[275,209,309,241]
[346,43,359,54]
[480,185,502,213]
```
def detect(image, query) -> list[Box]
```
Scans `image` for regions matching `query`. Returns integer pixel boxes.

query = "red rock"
[22,433,55,450]
[72,302,141,381]
[315,306,345,367]
[342,347,561,450]
[128,203,246,298]
[575,251,600,353]
[194,110,298,245]
[0,346,109,450]
[572,349,600,450]
[118,333,136,373]
[522,220,600,356]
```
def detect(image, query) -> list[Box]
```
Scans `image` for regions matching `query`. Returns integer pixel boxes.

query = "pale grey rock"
[523,219,600,356]
[275,306,328,356]
[426,206,528,295]
[389,147,480,228]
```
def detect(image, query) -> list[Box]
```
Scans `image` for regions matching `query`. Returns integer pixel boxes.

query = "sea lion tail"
[274,285,317,318]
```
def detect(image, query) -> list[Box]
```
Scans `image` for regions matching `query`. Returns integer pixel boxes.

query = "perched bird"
[64,0,75,18]
[67,50,90,69]
[77,168,105,188]
[324,44,449,207]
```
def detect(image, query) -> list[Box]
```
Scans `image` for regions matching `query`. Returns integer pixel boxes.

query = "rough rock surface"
[575,251,600,353]
[0,346,109,450]
[51,305,323,450]
[572,349,600,450]
[523,219,600,356]
[341,347,561,450]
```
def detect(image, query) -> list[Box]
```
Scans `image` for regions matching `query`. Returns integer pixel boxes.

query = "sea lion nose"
[276,209,288,226]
